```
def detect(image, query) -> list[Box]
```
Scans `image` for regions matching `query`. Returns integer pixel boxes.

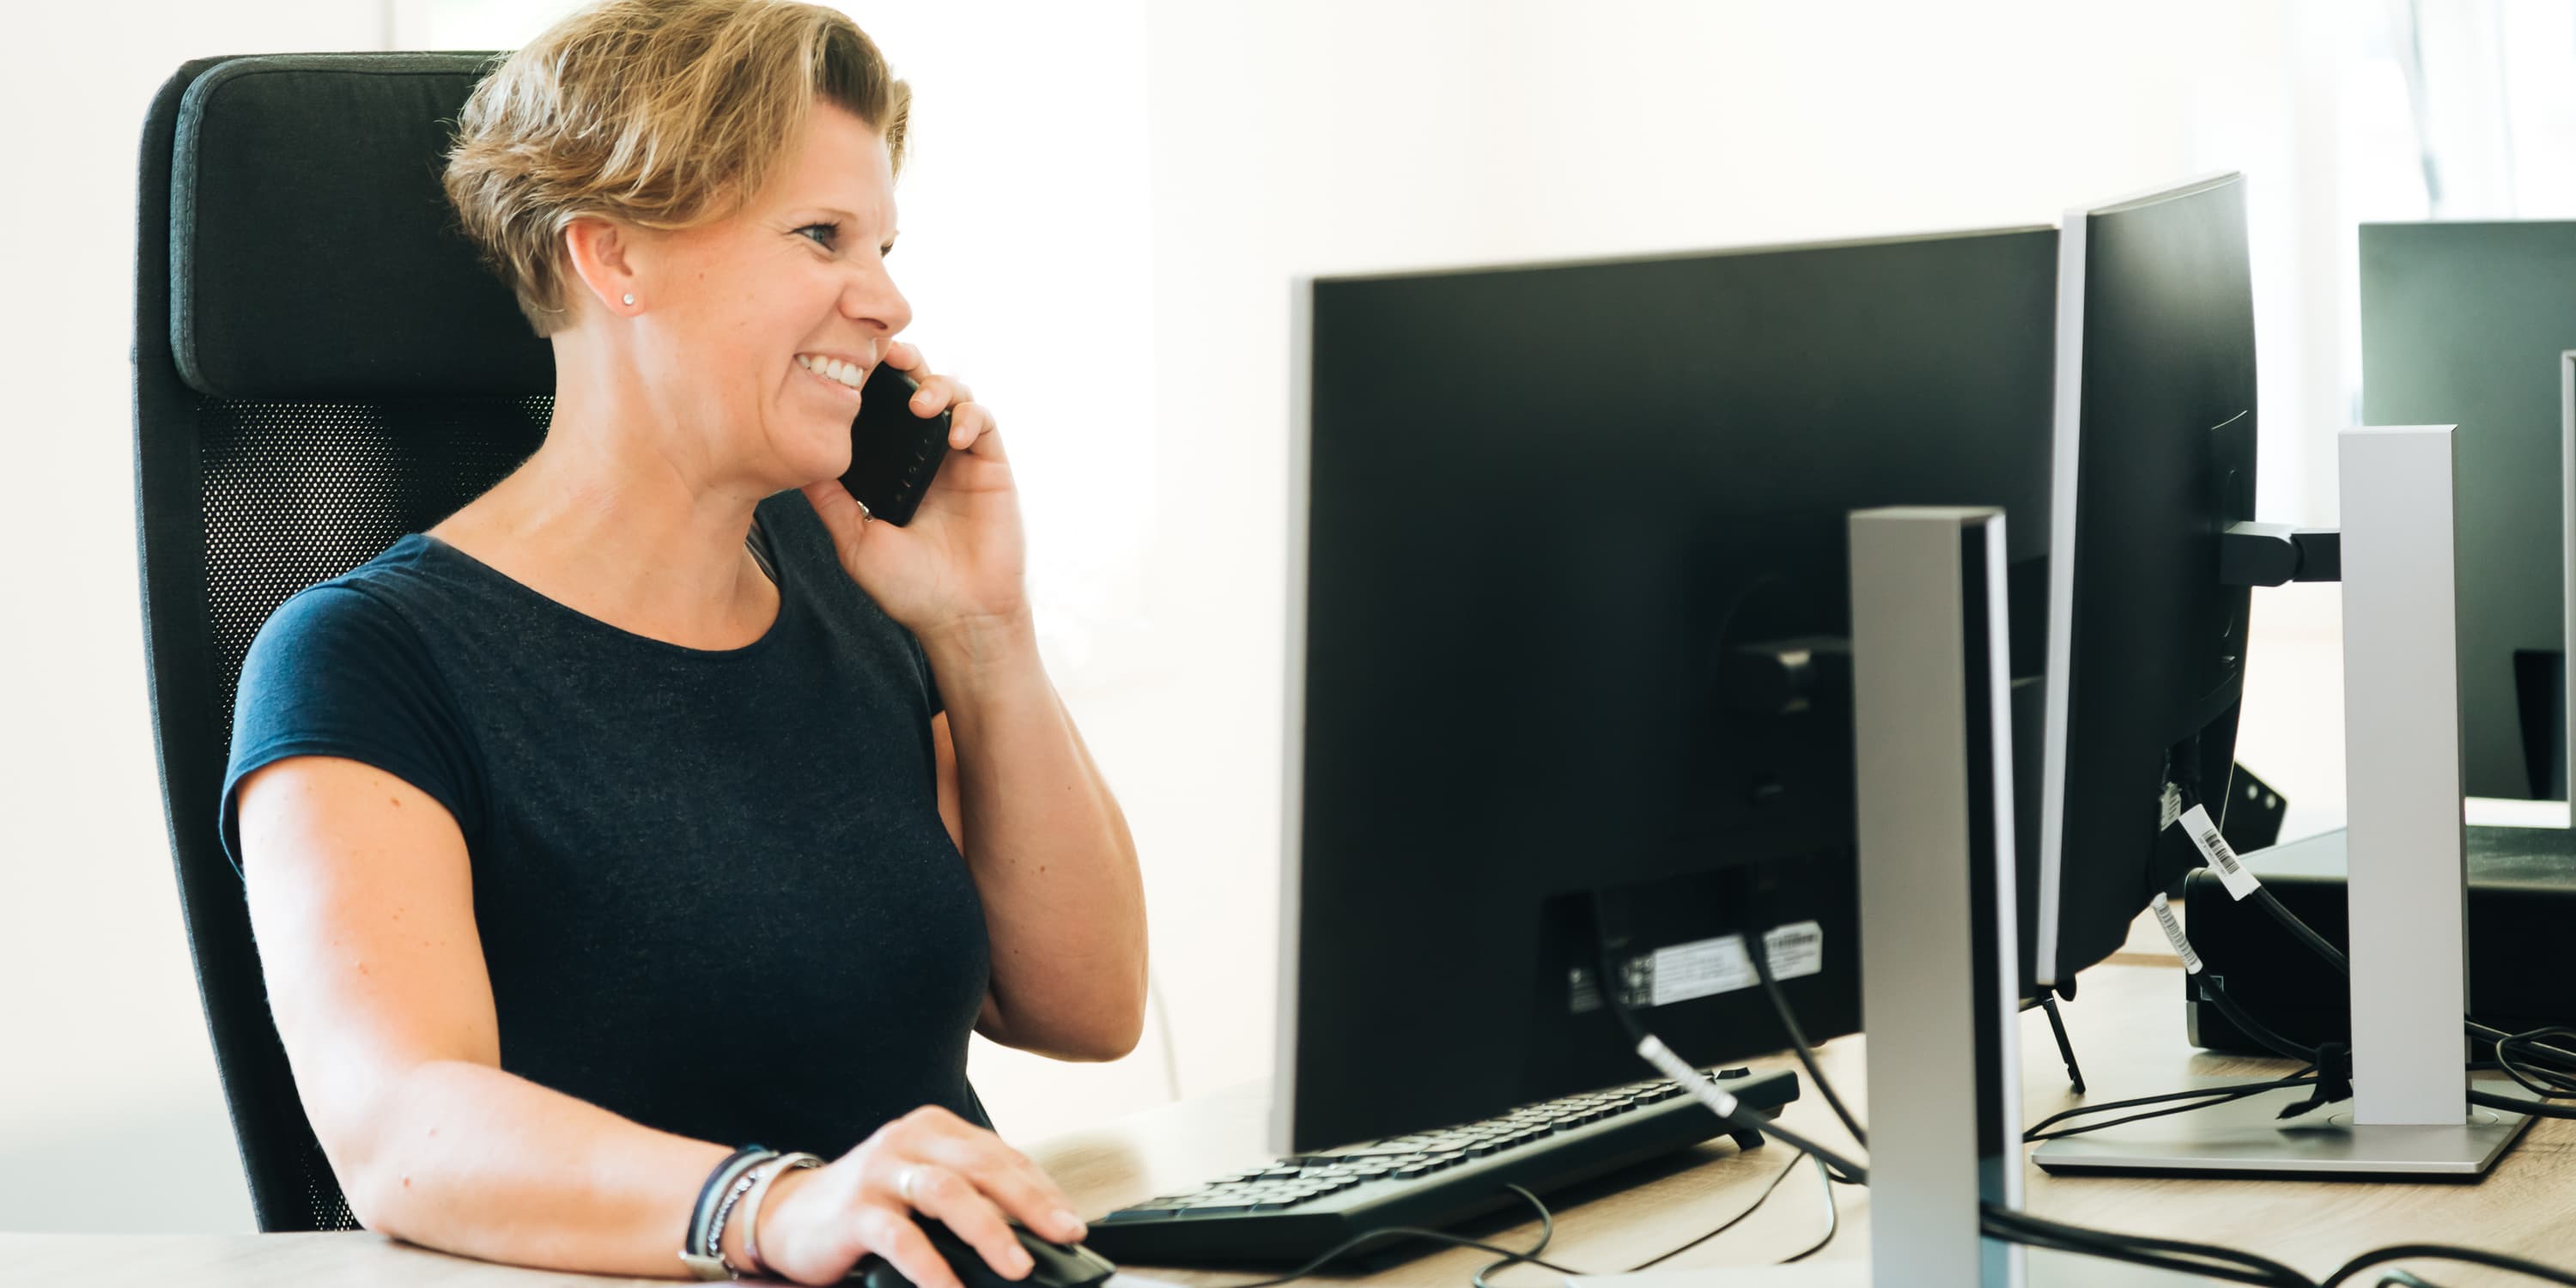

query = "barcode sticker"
[2178,804,2261,900]
[2150,893,2202,974]
[2158,782,2184,831]
[1642,922,1826,1008]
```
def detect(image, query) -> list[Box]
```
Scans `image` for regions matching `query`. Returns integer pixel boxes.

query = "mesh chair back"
[134,53,551,1231]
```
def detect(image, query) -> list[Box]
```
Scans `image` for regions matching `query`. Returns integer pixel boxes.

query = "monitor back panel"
[1288,229,2059,1151]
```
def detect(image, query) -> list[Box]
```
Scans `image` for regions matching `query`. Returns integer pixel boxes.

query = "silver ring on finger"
[897,1163,922,1205]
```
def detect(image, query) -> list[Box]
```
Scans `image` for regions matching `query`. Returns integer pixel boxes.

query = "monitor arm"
[2220,521,2342,586]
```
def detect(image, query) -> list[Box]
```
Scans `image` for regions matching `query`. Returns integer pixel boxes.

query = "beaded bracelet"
[681,1145,777,1281]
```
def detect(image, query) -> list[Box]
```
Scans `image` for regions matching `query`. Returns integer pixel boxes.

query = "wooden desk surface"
[13,945,2573,1286]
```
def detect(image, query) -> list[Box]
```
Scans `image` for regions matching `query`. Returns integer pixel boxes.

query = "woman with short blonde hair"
[224,3,1146,1284]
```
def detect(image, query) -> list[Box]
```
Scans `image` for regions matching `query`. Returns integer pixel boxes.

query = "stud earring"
[622,292,636,306]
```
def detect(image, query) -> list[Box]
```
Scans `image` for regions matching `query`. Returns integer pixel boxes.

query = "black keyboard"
[1081,1066,1801,1266]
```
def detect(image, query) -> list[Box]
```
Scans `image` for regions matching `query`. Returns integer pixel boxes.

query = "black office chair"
[134,52,549,1232]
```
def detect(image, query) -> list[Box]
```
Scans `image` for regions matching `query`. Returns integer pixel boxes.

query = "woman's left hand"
[802,342,1029,641]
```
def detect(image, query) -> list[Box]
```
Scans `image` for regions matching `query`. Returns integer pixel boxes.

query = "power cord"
[1469,1145,1832,1287]
[2023,1067,2321,1142]
[2488,1024,2576,1097]
[1777,1152,1840,1265]
[1211,1125,1836,1286]
[1978,1206,2312,1287]
[1467,1185,1555,1288]
[1207,1186,1581,1288]
[1748,923,1868,1150]
[1616,1146,1817,1274]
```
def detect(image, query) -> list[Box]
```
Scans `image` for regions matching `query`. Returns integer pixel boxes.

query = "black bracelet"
[681,1144,776,1280]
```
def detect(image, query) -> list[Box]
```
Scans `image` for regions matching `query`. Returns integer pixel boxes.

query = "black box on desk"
[2183,824,2576,1054]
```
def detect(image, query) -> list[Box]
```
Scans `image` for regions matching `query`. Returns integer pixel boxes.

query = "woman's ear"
[562,216,645,317]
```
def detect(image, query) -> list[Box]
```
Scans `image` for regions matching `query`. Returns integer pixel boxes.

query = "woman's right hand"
[751,1106,1090,1288]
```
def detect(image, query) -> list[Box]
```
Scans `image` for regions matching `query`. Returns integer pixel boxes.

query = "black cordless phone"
[841,364,953,526]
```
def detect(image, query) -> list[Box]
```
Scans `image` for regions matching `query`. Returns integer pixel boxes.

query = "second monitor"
[1281,225,2061,1154]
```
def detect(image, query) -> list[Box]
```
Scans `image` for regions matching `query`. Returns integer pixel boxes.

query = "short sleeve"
[219,584,483,875]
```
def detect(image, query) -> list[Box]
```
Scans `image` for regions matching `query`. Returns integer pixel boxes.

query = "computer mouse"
[849,1217,1118,1288]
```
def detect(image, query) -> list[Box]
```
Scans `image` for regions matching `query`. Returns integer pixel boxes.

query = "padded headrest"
[169,54,555,399]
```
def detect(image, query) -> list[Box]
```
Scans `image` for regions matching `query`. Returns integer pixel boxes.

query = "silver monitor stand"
[2032,426,2536,1181]
[1655,507,2202,1286]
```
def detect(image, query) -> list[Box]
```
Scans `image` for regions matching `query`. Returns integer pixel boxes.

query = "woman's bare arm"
[239,756,1082,1285]
[924,619,1148,1063]
[240,756,747,1274]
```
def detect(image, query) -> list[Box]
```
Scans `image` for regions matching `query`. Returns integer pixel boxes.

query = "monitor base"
[2029,1072,2537,1178]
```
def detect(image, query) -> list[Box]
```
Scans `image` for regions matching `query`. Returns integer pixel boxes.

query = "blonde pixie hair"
[442,0,911,336]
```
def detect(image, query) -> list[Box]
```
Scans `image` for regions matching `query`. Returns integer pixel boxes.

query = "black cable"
[2471,1021,2576,1073]
[1467,1150,1826,1288]
[2322,1245,2576,1287]
[1212,1187,1583,1288]
[1467,1185,1554,1288]
[1619,1147,1809,1273]
[1986,1206,2313,1285]
[1982,1207,2316,1288]
[1707,1102,1870,1188]
[2199,974,2321,1064]
[1749,922,1868,1149]
[2488,1025,2576,1097]
[2251,886,2348,975]
[2011,975,2330,1143]
[2025,1064,2315,1136]
[2024,1070,2320,1142]
[1776,1151,1838,1265]
[2468,1088,2576,1120]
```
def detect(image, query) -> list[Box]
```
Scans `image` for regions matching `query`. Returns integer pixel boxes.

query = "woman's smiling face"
[604,100,912,489]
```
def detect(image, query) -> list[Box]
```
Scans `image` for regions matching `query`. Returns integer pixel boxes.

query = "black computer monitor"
[2360,220,2576,801]
[1279,228,2061,1153]
[2032,173,2259,993]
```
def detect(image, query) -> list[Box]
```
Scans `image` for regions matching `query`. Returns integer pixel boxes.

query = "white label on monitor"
[2179,804,2261,900]
[1645,923,1823,1008]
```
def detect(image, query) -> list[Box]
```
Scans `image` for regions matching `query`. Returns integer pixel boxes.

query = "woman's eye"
[797,222,839,247]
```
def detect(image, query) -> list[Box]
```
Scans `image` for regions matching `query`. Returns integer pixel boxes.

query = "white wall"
[0,0,385,1235]
[2,0,2405,1236]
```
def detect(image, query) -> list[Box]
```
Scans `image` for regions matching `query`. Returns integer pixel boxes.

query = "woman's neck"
[431,392,782,651]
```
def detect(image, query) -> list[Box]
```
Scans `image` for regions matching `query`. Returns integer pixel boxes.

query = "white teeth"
[799,355,863,389]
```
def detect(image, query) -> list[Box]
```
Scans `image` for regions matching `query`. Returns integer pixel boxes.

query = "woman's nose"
[844,262,913,337]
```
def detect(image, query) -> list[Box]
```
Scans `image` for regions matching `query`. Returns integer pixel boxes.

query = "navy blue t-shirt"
[221,492,992,1153]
